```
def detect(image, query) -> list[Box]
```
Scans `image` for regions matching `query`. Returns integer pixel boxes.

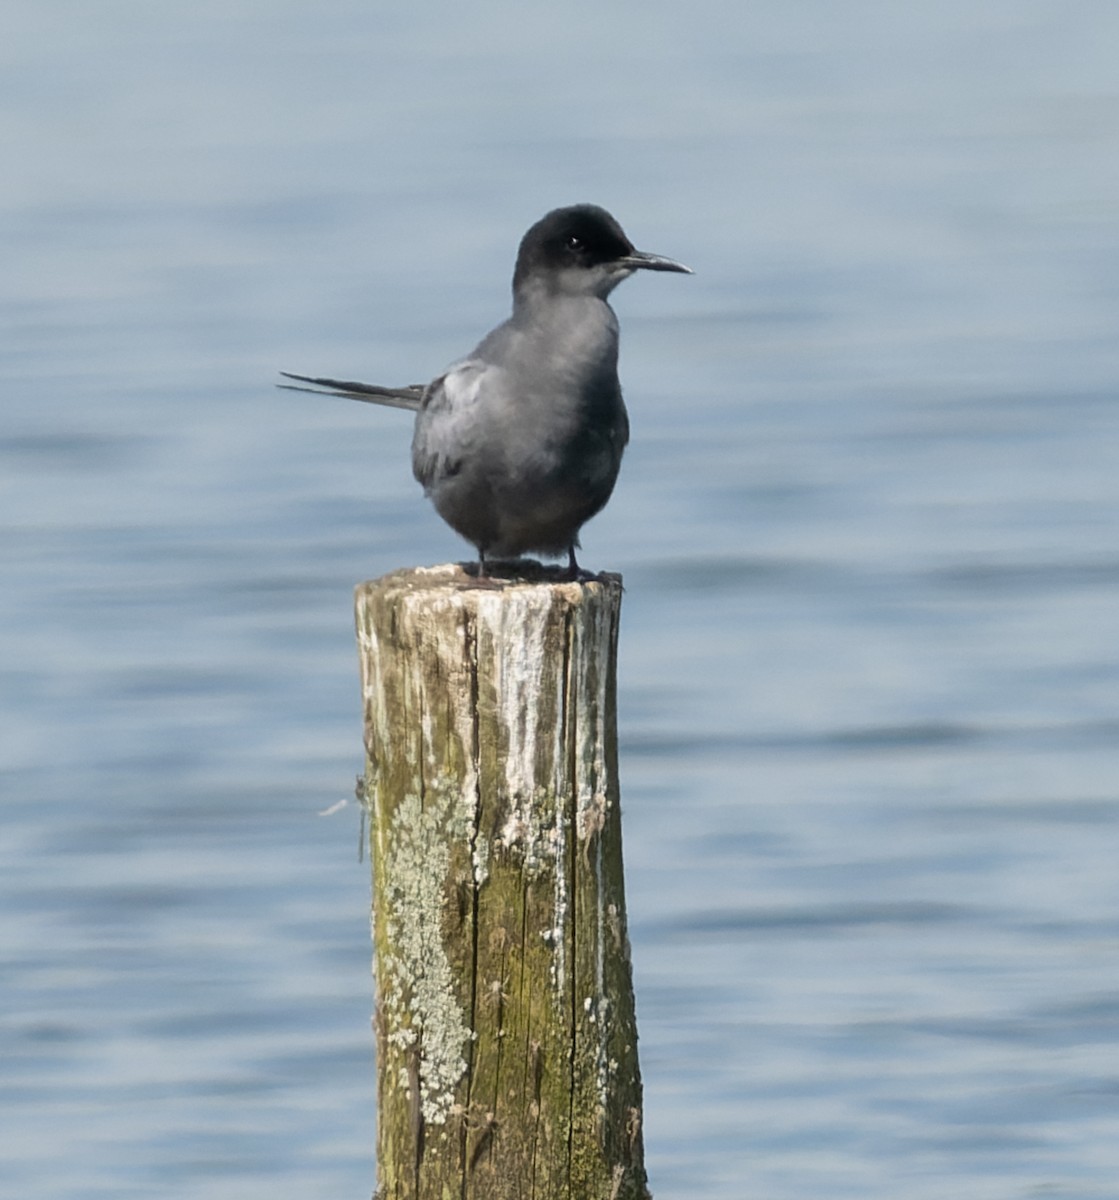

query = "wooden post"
[355,564,648,1200]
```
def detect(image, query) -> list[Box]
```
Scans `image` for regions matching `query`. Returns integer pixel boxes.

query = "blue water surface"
[3,3,1119,1197]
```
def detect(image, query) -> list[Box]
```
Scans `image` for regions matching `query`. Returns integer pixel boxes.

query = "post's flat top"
[355,562,623,602]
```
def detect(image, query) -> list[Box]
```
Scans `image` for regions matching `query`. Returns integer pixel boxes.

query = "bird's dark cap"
[512,204,691,294]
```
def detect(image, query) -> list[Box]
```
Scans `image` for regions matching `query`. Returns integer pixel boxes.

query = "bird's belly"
[427,426,622,557]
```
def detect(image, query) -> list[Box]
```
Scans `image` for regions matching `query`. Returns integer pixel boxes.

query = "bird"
[280,204,691,578]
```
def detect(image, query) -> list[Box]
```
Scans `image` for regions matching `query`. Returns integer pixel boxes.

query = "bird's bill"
[616,250,693,274]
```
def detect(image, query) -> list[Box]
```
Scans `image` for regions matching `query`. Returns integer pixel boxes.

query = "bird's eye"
[566,235,584,252]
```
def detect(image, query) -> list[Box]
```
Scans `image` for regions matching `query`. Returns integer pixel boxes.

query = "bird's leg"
[563,544,602,584]
[463,548,504,588]
[563,545,586,582]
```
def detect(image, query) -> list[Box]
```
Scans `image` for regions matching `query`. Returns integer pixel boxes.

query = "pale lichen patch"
[471,831,490,887]
[576,788,609,843]
[380,788,473,1128]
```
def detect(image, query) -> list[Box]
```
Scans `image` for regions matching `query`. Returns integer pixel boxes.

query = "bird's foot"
[458,553,606,586]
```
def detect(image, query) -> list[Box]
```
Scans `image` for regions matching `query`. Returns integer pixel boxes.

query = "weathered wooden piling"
[355,564,647,1200]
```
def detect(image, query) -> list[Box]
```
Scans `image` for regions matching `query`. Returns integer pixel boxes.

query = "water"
[4,3,1119,1197]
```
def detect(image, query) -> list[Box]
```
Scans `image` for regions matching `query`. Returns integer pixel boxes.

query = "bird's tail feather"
[278,372,423,411]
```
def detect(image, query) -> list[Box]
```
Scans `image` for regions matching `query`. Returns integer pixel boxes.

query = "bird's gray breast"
[410,299,629,555]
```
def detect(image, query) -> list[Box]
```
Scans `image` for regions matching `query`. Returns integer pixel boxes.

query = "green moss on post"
[355,564,648,1200]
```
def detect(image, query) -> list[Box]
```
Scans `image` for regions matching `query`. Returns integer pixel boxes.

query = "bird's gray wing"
[410,359,494,489]
[277,372,425,412]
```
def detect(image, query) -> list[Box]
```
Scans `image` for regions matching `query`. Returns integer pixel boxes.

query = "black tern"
[281,204,691,577]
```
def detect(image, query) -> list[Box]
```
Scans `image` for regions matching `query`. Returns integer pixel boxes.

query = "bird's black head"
[512,204,691,300]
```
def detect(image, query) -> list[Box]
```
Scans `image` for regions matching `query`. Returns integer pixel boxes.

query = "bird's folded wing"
[411,360,495,488]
